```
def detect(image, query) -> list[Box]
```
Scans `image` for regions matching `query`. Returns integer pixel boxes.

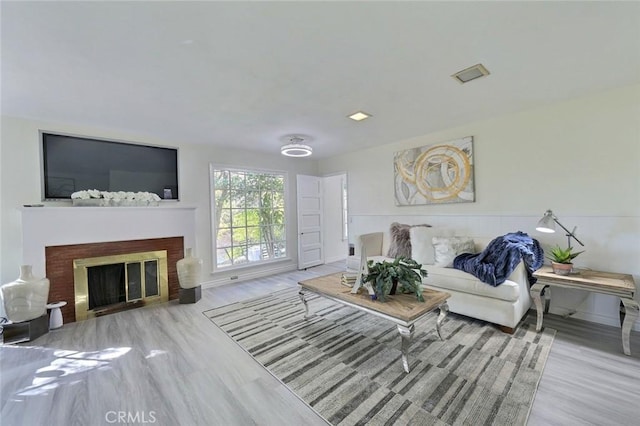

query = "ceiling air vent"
[452,63,490,84]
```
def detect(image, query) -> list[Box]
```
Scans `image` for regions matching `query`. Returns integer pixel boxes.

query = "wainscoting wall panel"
[349,214,640,331]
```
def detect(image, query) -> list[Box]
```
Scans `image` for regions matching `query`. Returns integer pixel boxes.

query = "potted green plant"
[362,257,427,302]
[547,246,583,275]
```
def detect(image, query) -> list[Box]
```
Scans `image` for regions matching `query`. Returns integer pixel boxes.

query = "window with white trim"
[211,166,287,269]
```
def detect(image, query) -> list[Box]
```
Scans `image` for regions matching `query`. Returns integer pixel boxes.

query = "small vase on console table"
[551,261,573,275]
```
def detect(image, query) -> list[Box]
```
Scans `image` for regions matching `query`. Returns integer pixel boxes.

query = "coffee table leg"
[620,298,639,356]
[397,324,415,373]
[530,283,547,332]
[436,303,448,340]
[298,290,309,318]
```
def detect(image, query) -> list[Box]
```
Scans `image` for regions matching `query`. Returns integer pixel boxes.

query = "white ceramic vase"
[177,248,203,289]
[1,265,50,323]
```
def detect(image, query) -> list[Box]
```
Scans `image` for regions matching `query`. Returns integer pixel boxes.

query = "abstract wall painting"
[394,136,475,206]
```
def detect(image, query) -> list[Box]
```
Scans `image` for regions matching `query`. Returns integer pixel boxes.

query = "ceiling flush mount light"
[452,63,490,84]
[536,209,585,249]
[348,111,371,121]
[281,136,312,157]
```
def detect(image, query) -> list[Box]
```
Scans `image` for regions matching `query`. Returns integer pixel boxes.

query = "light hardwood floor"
[1,262,639,425]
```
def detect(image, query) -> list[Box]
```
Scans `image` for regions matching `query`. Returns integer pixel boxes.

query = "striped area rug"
[204,288,555,426]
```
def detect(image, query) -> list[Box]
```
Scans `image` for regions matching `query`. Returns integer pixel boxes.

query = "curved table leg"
[397,324,415,373]
[298,289,309,318]
[544,289,550,314]
[620,298,639,356]
[530,283,548,332]
[436,303,449,341]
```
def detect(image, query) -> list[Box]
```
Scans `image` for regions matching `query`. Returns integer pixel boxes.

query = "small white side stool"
[46,301,67,330]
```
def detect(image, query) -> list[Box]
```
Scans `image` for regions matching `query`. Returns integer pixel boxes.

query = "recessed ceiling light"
[452,63,490,84]
[348,111,371,121]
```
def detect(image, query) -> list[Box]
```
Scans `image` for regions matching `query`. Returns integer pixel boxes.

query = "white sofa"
[347,227,532,332]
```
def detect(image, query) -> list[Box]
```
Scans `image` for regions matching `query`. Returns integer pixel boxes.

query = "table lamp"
[536,209,584,249]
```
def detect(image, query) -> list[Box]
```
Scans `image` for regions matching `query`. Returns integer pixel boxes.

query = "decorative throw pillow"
[387,222,431,259]
[432,237,476,267]
[409,226,439,265]
[387,223,412,258]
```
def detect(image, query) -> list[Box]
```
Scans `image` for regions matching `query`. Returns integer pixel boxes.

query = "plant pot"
[390,279,398,295]
[551,262,573,275]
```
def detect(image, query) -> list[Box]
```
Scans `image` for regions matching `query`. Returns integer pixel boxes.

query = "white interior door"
[297,175,324,269]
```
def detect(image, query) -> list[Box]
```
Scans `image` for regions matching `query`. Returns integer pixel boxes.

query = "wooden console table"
[531,266,638,355]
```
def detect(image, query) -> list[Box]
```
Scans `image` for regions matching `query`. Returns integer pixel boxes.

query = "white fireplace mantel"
[20,205,197,277]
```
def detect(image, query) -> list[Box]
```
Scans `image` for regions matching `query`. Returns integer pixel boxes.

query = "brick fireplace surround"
[46,237,184,323]
[19,205,197,324]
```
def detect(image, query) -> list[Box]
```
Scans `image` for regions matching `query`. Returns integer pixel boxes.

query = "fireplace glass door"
[74,251,168,321]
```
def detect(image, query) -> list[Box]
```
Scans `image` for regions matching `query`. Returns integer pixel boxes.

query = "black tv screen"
[41,132,179,200]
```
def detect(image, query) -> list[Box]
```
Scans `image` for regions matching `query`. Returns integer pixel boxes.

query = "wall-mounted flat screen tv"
[41,132,179,200]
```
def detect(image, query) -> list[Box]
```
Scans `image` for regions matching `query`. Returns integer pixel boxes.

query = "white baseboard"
[202,263,298,288]
[548,304,640,332]
[324,255,346,264]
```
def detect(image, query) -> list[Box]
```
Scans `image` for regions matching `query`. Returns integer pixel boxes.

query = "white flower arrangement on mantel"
[71,190,161,207]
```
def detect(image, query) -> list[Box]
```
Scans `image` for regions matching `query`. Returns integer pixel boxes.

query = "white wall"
[2,85,638,331]
[20,205,197,279]
[322,173,348,263]
[0,116,319,287]
[318,84,640,331]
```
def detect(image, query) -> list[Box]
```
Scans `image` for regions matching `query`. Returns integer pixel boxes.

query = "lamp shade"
[281,136,312,157]
[536,210,556,233]
[281,143,312,157]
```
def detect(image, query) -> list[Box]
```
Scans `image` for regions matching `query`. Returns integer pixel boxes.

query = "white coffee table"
[298,272,450,373]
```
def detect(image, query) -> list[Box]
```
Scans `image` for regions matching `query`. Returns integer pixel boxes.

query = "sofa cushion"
[432,236,475,267]
[423,266,520,302]
[357,232,384,257]
[409,226,454,266]
[367,255,393,265]
[345,255,361,271]
[386,223,433,259]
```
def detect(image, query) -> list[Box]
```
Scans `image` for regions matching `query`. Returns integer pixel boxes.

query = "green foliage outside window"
[212,169,286,268]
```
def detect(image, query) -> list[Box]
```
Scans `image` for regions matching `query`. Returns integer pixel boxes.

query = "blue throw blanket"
[453,232,544,287]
